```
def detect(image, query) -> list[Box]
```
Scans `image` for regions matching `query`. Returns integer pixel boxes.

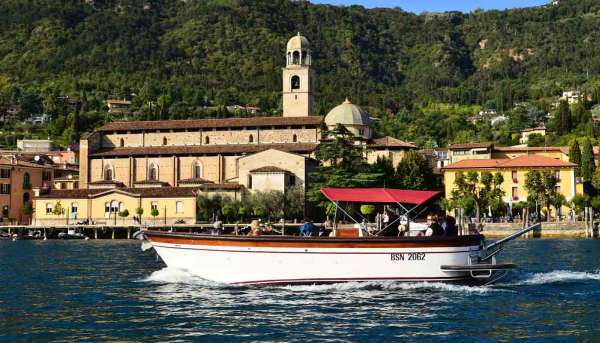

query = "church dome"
[325,98,370,127]
[287,32,310,51]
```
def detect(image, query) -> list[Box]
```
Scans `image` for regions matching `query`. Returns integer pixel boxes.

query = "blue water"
[0,239,599,342]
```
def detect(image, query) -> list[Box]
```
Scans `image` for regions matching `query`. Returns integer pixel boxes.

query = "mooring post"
[127,228,131,239]
[111,228,115,239]
[43,228,46,240]
[94,228,98,239]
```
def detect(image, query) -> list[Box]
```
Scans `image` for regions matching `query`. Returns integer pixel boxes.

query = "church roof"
[369,136,417,149]
[90,143,319,157]
[443,155,576,170]
[250,166,290,173]
[37,185,242,199]
[325,98,369,127]
[96,116,323,132]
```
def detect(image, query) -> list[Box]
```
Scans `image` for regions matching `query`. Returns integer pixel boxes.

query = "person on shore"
[425,214,444,236]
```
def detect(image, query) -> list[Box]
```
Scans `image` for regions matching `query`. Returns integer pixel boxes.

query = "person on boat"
[212,218,223,235]
[299,218,316,236]
[248,219,261,236]
[262,223,277,235]
[442,215,457,236]
[425,214,444,236]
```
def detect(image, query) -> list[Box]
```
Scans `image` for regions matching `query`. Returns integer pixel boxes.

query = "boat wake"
[282,281,507,294]
[139,267,226,287]
[508,270,600,286]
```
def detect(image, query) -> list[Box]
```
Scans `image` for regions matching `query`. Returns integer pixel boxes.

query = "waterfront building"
[0,157,53,224]
[32,33,416,226]
[443,155,581,218]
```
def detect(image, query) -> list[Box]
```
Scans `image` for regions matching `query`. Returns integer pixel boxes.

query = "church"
[32,34,416,226]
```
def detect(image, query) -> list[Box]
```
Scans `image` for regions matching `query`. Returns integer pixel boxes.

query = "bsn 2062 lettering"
[390,253,426,261]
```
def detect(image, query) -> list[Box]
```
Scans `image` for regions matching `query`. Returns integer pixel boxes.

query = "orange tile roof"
[444,155,576,170]
[369,136,417,149]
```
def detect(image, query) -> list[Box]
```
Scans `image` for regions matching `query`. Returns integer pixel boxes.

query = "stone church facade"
[33,34,416,225]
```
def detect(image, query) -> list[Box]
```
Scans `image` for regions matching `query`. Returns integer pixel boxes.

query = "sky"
[310,0,549,13]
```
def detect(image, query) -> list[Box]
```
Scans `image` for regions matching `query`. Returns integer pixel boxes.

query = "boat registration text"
[390,253,426,261]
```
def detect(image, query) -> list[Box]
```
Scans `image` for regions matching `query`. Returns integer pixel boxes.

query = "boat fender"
[141,240,153,252]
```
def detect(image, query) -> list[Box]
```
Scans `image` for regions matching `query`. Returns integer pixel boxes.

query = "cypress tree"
[569,139,582,177]
[581,138,595,181]
[556,100,572,135]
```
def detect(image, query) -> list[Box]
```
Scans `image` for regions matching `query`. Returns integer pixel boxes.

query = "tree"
[284,186,305,220]
[569,139,582,177]
[119,209,129,224]
[526,133,545,147]
[581,138,595,182]
[135,207,144,224]
[360,204,376,221]
[395,150,438,190]
[308,124,380,209]
[52,201,66,224]
[554,100,572,135]
[150,208,159,224]
[22,201,33,224]
[450,171,504,221]
[524,170,558,220]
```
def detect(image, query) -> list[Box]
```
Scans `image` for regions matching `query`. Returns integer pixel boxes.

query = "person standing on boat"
[212,218,223,235]
[425,214,444,236]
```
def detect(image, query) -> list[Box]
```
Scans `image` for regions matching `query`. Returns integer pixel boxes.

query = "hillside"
[1,0,600,147]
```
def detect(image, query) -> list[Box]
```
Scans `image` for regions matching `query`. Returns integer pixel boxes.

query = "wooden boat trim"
[146,231,483,248]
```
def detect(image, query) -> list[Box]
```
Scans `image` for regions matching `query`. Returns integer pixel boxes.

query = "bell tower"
[282,33,315,117]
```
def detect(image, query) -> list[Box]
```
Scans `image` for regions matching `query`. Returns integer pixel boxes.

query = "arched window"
[23,172,30,189]
[23,192,30,204]
[205,136,210,144]
[291,75,300,90]
[292,134,297,142]
[193,161,203,179]
[163,137,168,146]
[292,51,300,64]
[148,163,159,181]
[249,134,254,143]
[103,165,114,181]
[119,138,124,147]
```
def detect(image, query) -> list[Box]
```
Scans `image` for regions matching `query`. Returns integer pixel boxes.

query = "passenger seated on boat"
[425,214,444,236]
[262,223,277,235]
[442,215,457,236]
[248,219,261,236]
[299,218,316,236]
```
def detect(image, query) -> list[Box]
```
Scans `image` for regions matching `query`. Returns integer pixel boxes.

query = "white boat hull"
[146,232,484,285]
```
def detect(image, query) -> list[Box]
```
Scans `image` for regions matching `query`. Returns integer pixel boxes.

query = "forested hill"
[1,0,600,147]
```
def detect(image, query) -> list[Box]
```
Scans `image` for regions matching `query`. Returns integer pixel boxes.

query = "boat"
[139,188,534,286]
[58,229,89,240]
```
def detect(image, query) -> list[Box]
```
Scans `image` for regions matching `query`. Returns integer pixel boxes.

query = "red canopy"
[321,188,441,206]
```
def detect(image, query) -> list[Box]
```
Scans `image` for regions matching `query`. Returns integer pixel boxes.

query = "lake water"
[1,239,599,342]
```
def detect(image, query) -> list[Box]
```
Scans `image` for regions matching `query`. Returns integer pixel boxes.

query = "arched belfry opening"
[291,75,300,90]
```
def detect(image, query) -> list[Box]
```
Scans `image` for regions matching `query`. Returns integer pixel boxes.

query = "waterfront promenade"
[2,221,598,239]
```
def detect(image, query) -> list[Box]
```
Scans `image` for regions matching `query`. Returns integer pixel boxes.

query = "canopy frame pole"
[334,201,360,225]
[333,201,339,231]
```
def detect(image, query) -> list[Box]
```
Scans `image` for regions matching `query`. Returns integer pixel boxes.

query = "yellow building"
[32,33,416,226]
[443,155,580,217]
